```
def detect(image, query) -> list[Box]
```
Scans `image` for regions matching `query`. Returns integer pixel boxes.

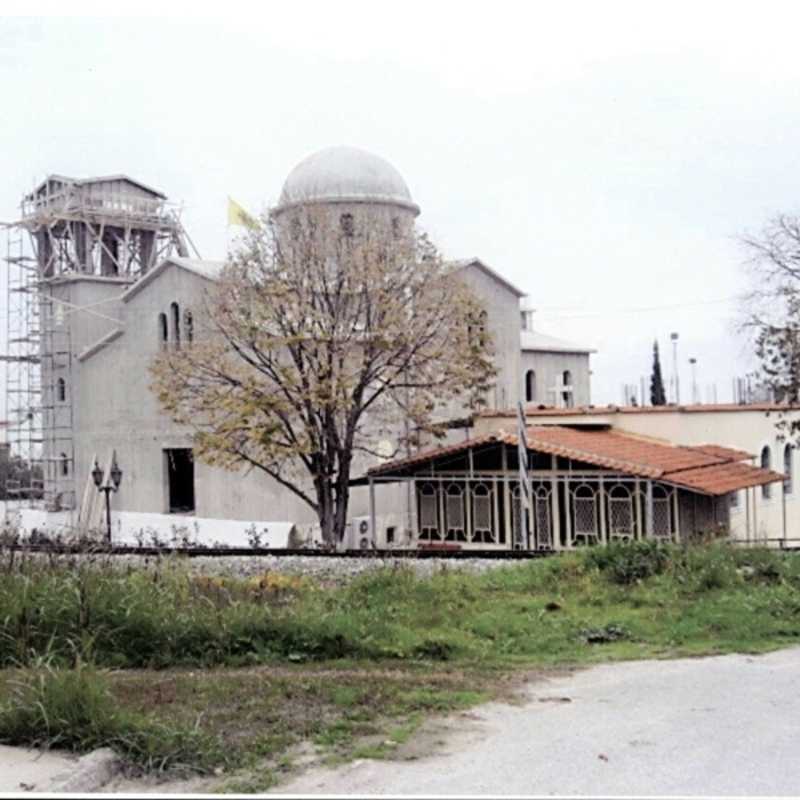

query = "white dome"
[275,146,419,215]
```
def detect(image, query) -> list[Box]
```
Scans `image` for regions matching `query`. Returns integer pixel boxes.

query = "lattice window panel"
[534,490,552,549]
[652,495,672,538]
[573,486,598,538]
[608,486,634,537]
[445,484,466,541]
[471,483,495,543]
[418,484,440,541]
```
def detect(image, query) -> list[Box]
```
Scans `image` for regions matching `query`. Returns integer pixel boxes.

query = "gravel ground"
[11,551,530,583]
[273,646,800,797]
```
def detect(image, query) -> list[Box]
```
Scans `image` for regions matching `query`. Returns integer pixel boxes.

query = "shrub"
[585,540,670,585]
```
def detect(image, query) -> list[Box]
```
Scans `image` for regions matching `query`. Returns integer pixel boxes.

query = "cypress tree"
[650,340,667,406]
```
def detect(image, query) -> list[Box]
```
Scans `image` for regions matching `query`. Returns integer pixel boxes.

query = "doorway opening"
[165,448,195,513]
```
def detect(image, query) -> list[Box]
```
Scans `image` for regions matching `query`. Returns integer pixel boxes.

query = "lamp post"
[92,453,122,546]
[689,357,698,404]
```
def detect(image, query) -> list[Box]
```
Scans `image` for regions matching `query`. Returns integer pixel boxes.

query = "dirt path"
[272,647,800,796]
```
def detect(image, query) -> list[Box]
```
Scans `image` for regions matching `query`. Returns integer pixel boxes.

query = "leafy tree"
[150,207,495,545]
[650,340,667,406]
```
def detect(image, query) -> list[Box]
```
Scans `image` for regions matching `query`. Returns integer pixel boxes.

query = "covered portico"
[362,426,784,551]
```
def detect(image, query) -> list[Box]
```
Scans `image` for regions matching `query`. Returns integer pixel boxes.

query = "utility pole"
[670,332,680,404]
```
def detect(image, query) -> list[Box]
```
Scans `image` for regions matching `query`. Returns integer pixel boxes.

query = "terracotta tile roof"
[687,444,753,462]
[366,425,784,496]
[665,461,781,495]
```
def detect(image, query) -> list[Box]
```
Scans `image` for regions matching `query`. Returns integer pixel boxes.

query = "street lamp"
[92,453,122,546]
[670,332,680,404]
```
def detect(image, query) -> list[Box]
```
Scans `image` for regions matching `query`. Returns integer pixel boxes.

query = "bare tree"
[150,207,495,544]
[741,214,800,405]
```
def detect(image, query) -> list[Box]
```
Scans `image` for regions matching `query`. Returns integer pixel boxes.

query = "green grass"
[2,542,800,785]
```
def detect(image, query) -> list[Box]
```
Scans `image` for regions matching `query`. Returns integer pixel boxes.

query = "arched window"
[471,482,494,543]
[784,444,794,496]
[340,213,354,238]
[418,483,439,541]
[445,483,466,541]
[525,370,536,403]
[761,446,772,499]
[184,310,194,343]
[608,484,633,538]
[391,217,401,238]
[158,312,168,348]
[171,302,181,348]
[562,370,573,408]
[56,377,66,403]
[60,453,69,477]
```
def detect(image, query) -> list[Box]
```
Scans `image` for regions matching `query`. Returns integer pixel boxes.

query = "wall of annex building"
[74,263,414,541]
[473,407,800,544]
[520,350,591,407]
[458,264,521,411]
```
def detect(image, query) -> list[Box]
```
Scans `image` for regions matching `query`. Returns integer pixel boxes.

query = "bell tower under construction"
[3,174,191,518]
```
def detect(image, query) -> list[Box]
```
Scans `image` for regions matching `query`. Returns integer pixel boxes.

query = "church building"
[5,146,594,545]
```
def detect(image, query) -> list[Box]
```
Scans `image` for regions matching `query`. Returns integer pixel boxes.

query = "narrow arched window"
[56,377,66,403]
[761,446,772,499]
[158,312,168,348]
[562,370,574,408]
[60,453,69,477]
[171,302,181,348]
[340,213,354,238]
[184,310,193,343]
[525,370,536,403]
[784,444,794,495]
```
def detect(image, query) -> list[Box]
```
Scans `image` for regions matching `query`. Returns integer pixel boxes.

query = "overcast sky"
[2,3,800,405]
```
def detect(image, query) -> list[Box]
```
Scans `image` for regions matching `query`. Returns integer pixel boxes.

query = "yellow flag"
[227,197,258,229]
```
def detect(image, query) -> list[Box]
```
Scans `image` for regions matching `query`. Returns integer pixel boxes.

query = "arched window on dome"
[158,313,168,349]
[171,302,181,348]
[761,445,772,499]
[340,213,354,238]
[184,310,194,344]
[525,370,536,403]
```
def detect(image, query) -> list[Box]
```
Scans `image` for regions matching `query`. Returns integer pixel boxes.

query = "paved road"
[275,648,800,796]
[0,744,77,793]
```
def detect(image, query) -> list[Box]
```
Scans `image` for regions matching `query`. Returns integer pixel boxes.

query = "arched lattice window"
[572,483,597,541]
[56,377,66,403]
[471,482,494,543]
[418,483,439,541]
[184,310,194,344]
[158,312,168,347]
[784,444,794,496]
[525,370,536,403]
[761,446,772,499]
[608,484,634,538]
[445,483,466,541]
[171,302,181,348]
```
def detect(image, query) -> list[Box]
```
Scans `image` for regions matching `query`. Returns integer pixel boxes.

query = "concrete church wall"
[75,264,410,541]
[458,264,521,410]
[520,350,591,407]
